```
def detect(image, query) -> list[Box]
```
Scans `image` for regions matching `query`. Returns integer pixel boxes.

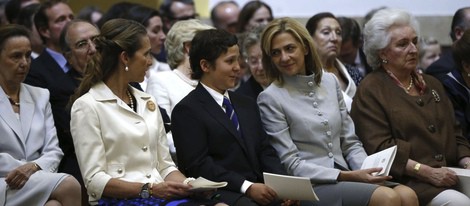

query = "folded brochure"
[360,145,397,176]
[188,177,227,192]
[263,172,319,201]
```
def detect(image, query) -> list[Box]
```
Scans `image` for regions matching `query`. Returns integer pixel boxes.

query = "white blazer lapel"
[19,85,35,140]
[0,90,23,140]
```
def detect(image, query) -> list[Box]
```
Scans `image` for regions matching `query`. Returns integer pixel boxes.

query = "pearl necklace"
[126,90,134,111]
[405,77,414,93]
[6,95,20,106]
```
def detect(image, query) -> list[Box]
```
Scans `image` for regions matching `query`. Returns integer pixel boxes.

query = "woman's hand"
[152,181,192,199]
[420,167,458,187]
[338,167,392,184]
[5,162,39,189]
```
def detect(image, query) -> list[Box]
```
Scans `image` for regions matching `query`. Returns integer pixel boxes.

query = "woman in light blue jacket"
[257,17,417,206]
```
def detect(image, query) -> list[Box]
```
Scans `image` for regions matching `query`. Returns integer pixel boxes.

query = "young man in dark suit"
[171,29,290,206]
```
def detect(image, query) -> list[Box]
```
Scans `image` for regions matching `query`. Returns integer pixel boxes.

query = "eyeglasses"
[74,36,98,50]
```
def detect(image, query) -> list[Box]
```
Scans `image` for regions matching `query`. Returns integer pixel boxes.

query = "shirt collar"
[201,83,229,108]
[46,48,69,73]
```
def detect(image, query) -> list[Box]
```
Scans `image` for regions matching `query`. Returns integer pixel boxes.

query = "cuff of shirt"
[241,180,254,194]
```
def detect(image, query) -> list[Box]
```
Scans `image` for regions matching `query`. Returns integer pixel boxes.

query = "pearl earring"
[125,65,129,72]
[382,59,388,64]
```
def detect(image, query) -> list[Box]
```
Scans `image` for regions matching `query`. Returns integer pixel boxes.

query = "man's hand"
[246,183,278,205]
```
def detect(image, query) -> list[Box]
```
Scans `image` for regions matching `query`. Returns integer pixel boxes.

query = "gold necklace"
[405,77,414,93]
[6,95,20,106]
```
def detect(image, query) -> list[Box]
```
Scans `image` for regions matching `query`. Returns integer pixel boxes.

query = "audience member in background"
[434,29,470,142]
[158,0,196,64]
[123,4,170,90]
[172,29,297,206]
[351,8,470,205]
[159,0,196,33]
[77,5,102,26]
[4,0,39,24]
[70,19,222,206]
[362,6,388,28]
[236,25,270,99]
[337,16,371,85]
[147,19,212,117]
[96,1,136,29]
[258,17,417,206]
[0,24,81,206]
[306,12,356,111]
[0,0,7,25]
[60,20,99,74]
[16,3,42,58]
[145,20,211,161]
[58,19,100,205]
[210,0,240,34]
[417,36,441,73]
[426,7,470,77]
[23,0,80,198]
[236,0,272,33]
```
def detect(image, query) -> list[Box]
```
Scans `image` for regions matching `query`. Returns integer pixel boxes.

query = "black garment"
[425,51,455,77]
[236,76,264,100]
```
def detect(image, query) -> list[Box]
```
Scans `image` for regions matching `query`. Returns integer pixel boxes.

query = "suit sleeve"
[171,103,247,192]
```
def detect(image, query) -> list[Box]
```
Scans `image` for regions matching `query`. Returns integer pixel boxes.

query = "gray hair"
[164,19,213,69]
[363,8,420,69]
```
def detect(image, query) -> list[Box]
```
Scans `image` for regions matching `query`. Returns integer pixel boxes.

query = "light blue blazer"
[0,84,64,205]
[258,72,367,183]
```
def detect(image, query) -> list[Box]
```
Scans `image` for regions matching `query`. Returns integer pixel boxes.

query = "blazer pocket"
[107,163,125,178]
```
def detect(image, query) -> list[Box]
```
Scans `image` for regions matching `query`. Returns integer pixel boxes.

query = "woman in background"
[417,36,441,72]
[306,12,356,111]
[236,25,271,99]
[236,0,273,33]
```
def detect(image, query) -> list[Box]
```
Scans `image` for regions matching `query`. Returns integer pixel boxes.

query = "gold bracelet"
[413,163,421,173]
[32,162,40,171]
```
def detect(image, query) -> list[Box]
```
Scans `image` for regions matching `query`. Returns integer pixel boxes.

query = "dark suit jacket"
[236,76,264,100]
[172,83,286,193]
[24,50,81,178]
[425,51,455,77]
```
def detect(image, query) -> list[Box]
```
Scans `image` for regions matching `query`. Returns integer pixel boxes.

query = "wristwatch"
[140,183,150,198]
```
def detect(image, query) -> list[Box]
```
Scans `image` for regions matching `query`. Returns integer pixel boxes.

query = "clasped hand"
[5,162,38,189]
[423,167,458,187]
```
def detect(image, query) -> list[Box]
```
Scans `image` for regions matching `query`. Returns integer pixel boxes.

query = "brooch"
[431,89,440,102]
[147,101,156,112]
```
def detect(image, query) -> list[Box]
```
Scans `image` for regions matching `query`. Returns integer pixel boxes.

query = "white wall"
[207,0,470,45]
[209,0,469,17]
